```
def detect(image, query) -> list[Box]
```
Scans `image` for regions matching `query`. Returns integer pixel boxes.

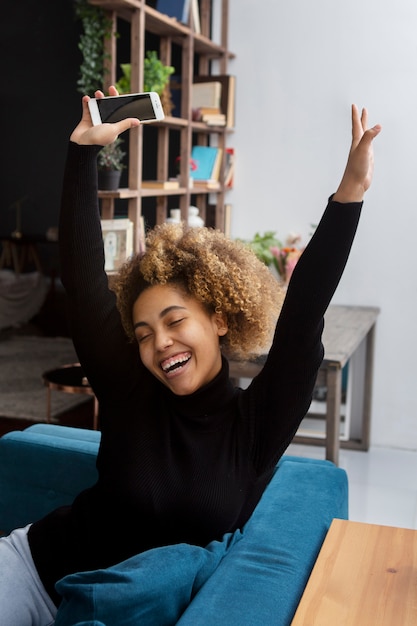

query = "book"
[141,179,180,190]
[136,215,146,255]
[191,81,222,110]
[193,75,236,127]
[169,74,182,117]
[224,147,235,188]
[210,148,223,181]
[193,180,221,191]
[194,106,221,116]
[202,114,226,126]
[156,0,191,24]
[190,0,201,33]
[191,145,221,181]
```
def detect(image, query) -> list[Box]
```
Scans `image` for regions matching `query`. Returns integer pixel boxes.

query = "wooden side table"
[42,363,99,430]
[228,305,380,465]
[291,518,417,625]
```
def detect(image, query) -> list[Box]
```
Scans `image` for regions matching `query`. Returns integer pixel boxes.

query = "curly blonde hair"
[114,223,285,359]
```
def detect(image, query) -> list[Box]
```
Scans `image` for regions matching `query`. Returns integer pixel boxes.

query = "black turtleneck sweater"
[28,143,362,605]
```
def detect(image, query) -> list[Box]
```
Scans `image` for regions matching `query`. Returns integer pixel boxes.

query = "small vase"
[98,170,121,191]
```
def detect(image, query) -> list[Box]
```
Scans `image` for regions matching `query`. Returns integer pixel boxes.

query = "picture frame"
[101,218,134,272]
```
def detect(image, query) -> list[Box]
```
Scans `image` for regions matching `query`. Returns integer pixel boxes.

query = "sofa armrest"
[177,458,348,625]
[0,425,100,535]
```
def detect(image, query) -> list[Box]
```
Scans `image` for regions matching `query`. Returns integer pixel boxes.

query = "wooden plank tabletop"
[228,305,380,377]
[291,518,417,625]
[321,305,380,367]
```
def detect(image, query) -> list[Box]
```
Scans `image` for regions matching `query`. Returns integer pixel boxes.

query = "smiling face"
[132,284,228,396]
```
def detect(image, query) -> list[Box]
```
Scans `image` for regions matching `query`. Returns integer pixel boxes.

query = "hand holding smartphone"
[88,92,165,125]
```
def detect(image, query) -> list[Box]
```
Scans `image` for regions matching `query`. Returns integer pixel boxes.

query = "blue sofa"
[0,424,348,625]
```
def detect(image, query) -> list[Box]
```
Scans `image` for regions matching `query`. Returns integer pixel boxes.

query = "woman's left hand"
[333,104,382,203]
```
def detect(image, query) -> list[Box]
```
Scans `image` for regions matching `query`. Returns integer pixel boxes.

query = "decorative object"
[241,231,304,284]
[97,138,126,190]
[166,206,204,227]
[166,209,181,224]
[270,234,304,284]
[188,206,204,227]
[100,218,134,272]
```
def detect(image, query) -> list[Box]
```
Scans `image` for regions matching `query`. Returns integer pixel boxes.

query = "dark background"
[1,0,82,276]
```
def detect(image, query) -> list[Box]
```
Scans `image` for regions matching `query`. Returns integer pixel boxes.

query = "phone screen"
[97,94,158,123]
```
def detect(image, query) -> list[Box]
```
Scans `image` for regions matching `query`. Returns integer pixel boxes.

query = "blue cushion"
[24,423,101,444]
[177,459,348,625]
[0,427,99,534]
[54,531,242,626]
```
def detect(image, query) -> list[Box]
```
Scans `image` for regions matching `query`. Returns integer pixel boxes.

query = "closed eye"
[169,317,185,327]
[137,332,152,344]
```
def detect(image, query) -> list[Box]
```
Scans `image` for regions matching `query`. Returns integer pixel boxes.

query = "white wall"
[227,0,417,450]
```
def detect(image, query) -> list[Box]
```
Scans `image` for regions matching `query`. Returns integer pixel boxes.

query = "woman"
[0,88,381,625]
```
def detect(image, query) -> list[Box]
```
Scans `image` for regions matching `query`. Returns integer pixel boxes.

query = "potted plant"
[240,231,305,285]
[97,138,126,190]
[115,51,175,115]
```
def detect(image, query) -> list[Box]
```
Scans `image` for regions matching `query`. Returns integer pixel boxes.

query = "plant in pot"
[115,51,175,115]
[97,138,126,190]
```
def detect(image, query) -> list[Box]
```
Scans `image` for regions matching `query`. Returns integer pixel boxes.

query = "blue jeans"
[0,525,57,626]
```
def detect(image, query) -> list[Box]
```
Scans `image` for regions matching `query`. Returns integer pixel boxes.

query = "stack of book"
[191,81,226,126]
[192,75,236,128]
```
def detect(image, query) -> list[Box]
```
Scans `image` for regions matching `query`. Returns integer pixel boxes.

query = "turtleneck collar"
[160,355,236,423]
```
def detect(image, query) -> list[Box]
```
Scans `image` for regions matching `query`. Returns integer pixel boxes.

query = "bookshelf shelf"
[90,0,234,249]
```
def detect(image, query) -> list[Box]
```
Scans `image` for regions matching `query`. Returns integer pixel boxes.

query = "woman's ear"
[214,313,228,337]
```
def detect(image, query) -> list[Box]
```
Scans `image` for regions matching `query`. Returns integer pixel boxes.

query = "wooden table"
[228,305,380,465]
[291,519,417,625]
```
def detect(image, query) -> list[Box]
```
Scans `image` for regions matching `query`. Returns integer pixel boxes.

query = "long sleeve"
[242,199,363,472]
[58,142,142,402]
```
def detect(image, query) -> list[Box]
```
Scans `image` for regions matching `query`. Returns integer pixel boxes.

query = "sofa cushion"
[0,426,99,534]
[54,531,242,626]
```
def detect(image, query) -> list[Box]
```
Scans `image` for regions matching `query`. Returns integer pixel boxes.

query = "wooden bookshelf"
[91,0,235,250]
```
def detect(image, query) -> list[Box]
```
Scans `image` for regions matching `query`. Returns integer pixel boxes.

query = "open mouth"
[161,353,191,375]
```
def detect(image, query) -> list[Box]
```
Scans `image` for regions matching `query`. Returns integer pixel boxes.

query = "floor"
[287,442,417,530]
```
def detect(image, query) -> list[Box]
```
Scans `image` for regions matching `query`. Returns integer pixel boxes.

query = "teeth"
[162,355,190,372]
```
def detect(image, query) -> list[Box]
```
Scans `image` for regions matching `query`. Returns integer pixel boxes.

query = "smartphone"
[88,92,165,125]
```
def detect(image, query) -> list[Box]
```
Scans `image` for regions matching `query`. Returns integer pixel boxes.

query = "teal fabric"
[54,531,242,626]
[0,426,99,534]
[26,423,102,444]
[178,459,348,625]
